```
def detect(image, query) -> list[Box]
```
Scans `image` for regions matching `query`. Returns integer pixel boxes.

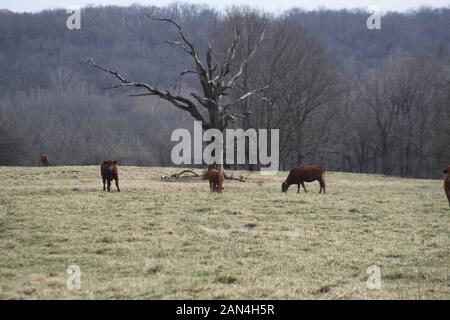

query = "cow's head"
[103,160,117,171]
[444,166,450,175]
[109,160,117,171]
[281,181,289,192]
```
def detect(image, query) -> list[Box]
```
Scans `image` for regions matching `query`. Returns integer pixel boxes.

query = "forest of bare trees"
[0,4,449,178]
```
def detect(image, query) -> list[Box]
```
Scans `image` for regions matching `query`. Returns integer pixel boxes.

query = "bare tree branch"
[84,16,267,132]
[82,58,208,125]
[225,29,265,89]
[222,86,269,112]
[220,27,240,78]
[149,15,209,85]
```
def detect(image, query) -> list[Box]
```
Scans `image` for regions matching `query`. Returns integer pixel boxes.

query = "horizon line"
[1,2,450,15]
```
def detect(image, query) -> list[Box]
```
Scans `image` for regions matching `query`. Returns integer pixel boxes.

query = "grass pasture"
[0,166,449,299]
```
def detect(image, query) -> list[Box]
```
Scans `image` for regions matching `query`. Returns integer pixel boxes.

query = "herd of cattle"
[39,154,450,206]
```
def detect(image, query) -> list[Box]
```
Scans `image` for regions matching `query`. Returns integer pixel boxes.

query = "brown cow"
[207,169,224,193]
[282,165,326,194]
[40,154,49,166]
[100,160,120,192]
[443,166,450,206]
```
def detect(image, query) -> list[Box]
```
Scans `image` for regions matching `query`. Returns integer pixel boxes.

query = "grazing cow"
[40,154,49,166]
[282,165,326,193]
[100,160,120,192]
[443,166,450,206]
[207,169,224,193]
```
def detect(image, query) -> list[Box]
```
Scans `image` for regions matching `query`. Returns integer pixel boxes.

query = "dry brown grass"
[0,166,449,299]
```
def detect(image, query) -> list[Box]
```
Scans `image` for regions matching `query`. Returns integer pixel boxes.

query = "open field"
[0,166,449,299]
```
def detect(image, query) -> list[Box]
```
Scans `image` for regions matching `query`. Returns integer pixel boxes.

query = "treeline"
[0,4,449,178]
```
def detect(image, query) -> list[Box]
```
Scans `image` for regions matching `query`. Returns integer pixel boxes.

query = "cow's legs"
[107,179,111,192]
[102,178,106,191]
[115,179,120,192]
[297,184,300,193]
[319,179,326,194]
[301,182,307,193]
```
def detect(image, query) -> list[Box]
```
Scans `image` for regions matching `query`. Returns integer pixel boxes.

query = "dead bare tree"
[83,15,267,174]
[84,15,266,134]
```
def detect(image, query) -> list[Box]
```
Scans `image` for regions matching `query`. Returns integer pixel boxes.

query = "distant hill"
[0,4,449,175]
[0,6,449,94]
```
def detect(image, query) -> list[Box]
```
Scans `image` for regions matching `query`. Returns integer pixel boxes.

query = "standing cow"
[40,154,49,166]
[207,169,224,193]
[443,166,450,206]
[282,165,326,194]
[101,160,120,192]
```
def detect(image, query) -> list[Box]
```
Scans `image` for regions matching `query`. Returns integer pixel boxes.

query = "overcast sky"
[1,0,450,13]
